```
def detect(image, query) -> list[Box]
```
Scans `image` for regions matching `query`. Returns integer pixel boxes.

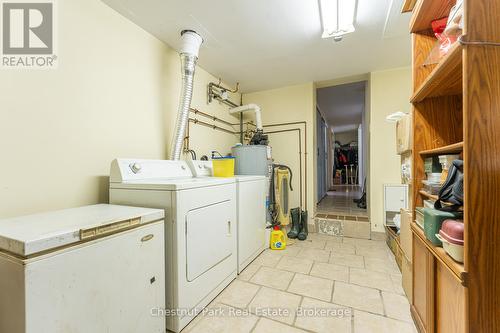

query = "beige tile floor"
[183,233,417,333]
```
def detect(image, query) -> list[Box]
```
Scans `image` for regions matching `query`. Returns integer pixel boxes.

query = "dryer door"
[185,200,234,281]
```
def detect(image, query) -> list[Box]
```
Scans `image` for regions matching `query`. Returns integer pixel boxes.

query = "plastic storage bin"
[436,219,464,263]
[423,209,461,246]
[415,207,424,229]
[422,180,442,195]
[212,157,235,177]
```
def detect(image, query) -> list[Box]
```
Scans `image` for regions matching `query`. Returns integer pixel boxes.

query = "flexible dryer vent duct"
[170,30,203,160]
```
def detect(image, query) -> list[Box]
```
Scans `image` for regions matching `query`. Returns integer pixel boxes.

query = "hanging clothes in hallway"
[334,141,358,185]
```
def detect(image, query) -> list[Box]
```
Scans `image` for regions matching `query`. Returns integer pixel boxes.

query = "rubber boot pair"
[298,210,308,241]
[287,208,308,240]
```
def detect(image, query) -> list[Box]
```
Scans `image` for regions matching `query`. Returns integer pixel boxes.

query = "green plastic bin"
[423,208,461,246]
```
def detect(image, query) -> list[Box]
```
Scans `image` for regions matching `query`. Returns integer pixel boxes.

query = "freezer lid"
[0,204,164,257]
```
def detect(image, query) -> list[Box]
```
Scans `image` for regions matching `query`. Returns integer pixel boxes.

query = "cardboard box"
[402,253,413,303]
[400,208,413,261]
[396,113,412,154]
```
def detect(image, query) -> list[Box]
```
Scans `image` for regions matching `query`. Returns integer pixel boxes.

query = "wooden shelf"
[411,43,463,103]
[409,0,457,33]
[419,141,463,156]
[411,222,465,282]
[419,190,438,201]
[402,0,417,13]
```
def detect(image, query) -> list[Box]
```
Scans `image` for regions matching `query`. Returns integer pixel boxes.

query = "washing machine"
[109,159,237,333]
[188,160,267,273]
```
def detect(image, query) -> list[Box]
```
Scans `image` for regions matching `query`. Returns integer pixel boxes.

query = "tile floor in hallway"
[183,233,416,333]
[317,185,367,217]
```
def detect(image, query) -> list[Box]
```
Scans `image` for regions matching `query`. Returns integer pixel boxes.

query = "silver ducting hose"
[170,30,203,160]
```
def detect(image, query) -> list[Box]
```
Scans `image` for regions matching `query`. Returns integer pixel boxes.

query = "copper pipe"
[264,128,304,211]
[189,108,237,127]
[208,82,240,108]
[215,78,240,93]
[189,118,238,135]
[184,116,239,153]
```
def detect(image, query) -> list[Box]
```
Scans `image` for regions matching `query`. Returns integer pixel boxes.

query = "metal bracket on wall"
[208,79,241,108]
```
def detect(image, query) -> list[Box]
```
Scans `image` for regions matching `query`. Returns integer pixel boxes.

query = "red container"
[439,219,464,245]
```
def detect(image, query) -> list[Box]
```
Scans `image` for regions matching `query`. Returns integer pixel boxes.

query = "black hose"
[188,149,197,160]
[273,164,293,191]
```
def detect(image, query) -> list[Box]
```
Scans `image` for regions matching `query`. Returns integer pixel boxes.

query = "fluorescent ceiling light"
[319,0,357,39]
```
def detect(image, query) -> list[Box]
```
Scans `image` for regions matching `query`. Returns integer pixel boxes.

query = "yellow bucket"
[212,157,235,177]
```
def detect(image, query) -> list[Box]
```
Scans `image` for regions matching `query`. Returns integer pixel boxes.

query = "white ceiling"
[102,0,411,93]
[317,81,365,133]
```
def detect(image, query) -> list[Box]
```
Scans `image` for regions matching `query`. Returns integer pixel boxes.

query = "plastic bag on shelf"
[445,0,464,36]
[423,1,464,66]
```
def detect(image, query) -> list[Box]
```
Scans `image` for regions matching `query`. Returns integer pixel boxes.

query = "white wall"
[335,130,358,145]
[369,67,412,232]
[0,0,240,218]
[243,83,316,224]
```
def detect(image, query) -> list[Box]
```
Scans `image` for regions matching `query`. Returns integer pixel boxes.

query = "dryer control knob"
[198,165,202,169]
[130,163,142,174]
[181,165,186,170]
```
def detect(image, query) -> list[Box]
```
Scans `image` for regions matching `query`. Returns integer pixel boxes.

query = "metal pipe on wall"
[189,118,238,134]
[263,121,308,214]
[264,127,304,211]
[190,108,236,127]
[183,108,253,154]
[208,82,241,108]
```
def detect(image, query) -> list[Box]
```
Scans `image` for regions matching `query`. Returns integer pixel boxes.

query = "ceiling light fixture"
[319,0,357,40]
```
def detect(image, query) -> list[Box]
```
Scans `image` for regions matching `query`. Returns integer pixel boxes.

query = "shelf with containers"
[407,0,500,332]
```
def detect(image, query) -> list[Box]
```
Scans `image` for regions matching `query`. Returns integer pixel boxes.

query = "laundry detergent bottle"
[270,225,286,250]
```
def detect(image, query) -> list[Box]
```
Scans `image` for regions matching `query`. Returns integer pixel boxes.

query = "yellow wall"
[369,67,412,232]
[242,83,316,224]
[243,68,411,233]
[0,0,240,218]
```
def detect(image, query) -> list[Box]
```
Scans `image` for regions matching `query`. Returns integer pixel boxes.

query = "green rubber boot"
[298,210,308,241]
[287,208,301,239]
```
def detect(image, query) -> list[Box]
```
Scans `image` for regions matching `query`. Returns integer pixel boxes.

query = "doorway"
[315,81,368,218]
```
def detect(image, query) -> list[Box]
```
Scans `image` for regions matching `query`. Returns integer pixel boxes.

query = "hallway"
[317,185,367,217]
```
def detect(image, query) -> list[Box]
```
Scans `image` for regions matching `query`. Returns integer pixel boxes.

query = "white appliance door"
[238,179,266,272]
[25,221,165,333]
[186,200,233,281]
[384,185,408,211]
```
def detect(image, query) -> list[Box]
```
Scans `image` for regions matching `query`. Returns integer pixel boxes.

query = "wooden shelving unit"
[408,0,500,332]
[411,223,465,280]
[418,190,438,201]
[419,141,463,156]
[411,43,462,103]
[402,0,418,13]
[409,0,456,33]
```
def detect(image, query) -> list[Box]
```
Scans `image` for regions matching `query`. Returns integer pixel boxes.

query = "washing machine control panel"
[129,163,142,174]
[187,160,213,177]
[110,159,193,182]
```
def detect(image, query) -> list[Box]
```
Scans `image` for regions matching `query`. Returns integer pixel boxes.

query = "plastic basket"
[212,157,235,177]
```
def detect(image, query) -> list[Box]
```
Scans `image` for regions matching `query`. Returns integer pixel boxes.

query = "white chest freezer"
[0,204,166,333]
